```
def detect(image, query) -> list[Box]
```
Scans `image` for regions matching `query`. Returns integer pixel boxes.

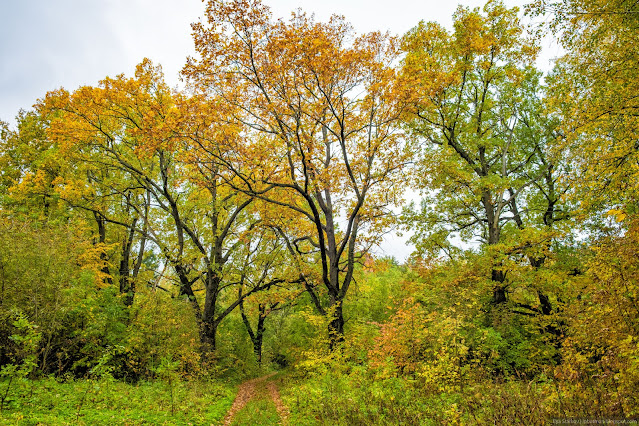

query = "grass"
[229,375,281,426]
[230,397,280,426]
[0,376,236,425]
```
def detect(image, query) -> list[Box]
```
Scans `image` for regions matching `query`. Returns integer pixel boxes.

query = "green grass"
[0,376,236,425]
[230,397,280,426]
[228,376,281,426]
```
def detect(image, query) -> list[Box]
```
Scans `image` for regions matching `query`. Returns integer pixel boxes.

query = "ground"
[224,373,289,426]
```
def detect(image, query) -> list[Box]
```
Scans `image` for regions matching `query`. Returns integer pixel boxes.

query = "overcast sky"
[0,0,561,260]
[0,0,560,124]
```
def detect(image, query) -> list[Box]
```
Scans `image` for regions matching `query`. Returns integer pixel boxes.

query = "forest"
[1,0,638,424]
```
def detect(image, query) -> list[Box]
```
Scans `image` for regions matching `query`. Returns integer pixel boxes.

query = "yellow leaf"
[607,209,626,222]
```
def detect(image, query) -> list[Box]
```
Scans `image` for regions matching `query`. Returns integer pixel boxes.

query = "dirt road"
[222,373,289,425]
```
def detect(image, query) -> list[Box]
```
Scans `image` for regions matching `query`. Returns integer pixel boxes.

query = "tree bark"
[239,299,267,364]
[200,273,220,352]
[118,217,138,307]
[328,299,345,350]
[93,212,113,286]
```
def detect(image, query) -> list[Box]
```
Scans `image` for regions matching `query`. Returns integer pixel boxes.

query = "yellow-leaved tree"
[42,60,292,353]
[184,0,411,348]
[531,0,639,213]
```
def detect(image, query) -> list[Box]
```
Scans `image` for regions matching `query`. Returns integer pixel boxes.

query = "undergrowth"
[0,376,235,425]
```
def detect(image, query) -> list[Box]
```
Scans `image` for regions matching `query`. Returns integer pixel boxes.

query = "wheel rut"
[222,372,288,425]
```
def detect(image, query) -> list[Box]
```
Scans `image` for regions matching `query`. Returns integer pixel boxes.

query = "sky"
[0,0,562,261]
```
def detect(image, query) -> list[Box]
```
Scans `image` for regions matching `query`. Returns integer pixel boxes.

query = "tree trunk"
[253,305,266,364]
[94,212,113,286]
[538,290,552,316]
[491,269,507,304]
[492,285,508,305]
[239,292,268,364]
[201,278,218,352]
[328,300,345,350]
[200,318,218,352]
[483,191,509,305]
[174,263,202,336]
[118,218,138,307]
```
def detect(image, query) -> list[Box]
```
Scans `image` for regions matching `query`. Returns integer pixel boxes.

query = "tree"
[400,1,569,306]
[0,111,69,220]
[42,60,284,352]
[530,0,639,214]
[184,0,410,347]
[0,109,140,297]
[235,224,301,364]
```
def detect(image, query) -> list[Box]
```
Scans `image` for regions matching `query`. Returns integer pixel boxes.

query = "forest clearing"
[1,0,639,424]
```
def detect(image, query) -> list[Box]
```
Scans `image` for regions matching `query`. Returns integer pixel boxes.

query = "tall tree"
[42,60,281,351]
[400,1,568,305]
[0,110,135,293]
[184,0,410,347]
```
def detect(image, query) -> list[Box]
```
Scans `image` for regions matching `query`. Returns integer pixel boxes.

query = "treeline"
[1,0,638,421]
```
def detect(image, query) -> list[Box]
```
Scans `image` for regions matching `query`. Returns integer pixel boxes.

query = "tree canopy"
[1,0,638,422]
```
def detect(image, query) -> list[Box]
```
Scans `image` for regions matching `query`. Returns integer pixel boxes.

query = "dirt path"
[267,380,289,423]
[222,372,288,425]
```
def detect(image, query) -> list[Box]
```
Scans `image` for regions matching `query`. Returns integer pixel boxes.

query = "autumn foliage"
[1,0,639,423]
